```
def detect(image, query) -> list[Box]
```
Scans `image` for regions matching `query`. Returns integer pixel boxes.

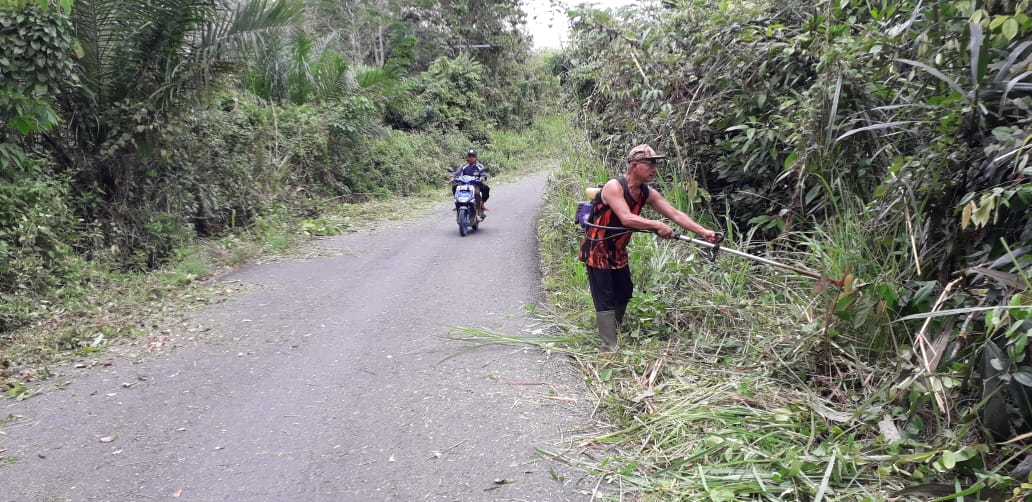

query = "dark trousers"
[586,266,633,312]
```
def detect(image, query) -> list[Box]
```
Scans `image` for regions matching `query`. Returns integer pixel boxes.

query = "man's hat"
[466,149,477,157]
[627,144,666,163]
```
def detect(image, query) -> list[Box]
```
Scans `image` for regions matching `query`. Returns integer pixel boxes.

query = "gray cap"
[627,144,666,162]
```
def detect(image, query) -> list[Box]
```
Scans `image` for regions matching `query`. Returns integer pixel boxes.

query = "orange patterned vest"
[578,176,650,269]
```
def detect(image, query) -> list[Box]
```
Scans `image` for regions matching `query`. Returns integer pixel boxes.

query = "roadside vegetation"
[3,0,1032,500]
[0,0,559,397]
[526,0,1031,500]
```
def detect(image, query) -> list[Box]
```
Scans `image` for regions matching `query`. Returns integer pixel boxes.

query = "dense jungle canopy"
[2,0,1031,499]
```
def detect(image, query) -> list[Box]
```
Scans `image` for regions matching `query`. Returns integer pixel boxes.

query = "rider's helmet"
[466,149,477,157]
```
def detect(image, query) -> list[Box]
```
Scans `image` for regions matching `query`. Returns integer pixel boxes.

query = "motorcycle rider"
[452,149,490,218]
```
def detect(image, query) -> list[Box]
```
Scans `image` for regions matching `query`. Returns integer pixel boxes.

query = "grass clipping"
[449,314,899,501]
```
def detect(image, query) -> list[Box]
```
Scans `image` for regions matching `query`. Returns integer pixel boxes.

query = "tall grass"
[509,115,1032,500]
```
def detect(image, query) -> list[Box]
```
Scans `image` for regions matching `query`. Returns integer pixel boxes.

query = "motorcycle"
[451,174,484,236]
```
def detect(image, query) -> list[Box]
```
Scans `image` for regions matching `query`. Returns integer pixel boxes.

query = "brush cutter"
[581,222,846,289]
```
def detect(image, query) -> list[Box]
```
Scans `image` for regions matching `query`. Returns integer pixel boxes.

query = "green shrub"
[383,55,488,132]
[0,155,81,330]
[0,1,74,134]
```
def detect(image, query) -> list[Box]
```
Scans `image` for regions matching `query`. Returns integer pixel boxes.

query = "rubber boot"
[615,304,627,327]
[596,310,619,350]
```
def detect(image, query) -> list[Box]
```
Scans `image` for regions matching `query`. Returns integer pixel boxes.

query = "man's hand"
[701,229,719,243]
[655,223,676,239]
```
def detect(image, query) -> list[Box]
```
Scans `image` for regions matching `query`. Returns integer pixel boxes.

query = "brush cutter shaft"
[673,234,823,280]
[579,221,825,281]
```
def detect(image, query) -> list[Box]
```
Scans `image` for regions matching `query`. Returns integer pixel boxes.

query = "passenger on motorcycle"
[452,149,490,217]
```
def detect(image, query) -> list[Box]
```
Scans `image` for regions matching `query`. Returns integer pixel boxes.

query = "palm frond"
[71,0,152,114]
[354,67,396,89]
[161,0,301,109]
[311,48,348,102]
[62,0,301,154]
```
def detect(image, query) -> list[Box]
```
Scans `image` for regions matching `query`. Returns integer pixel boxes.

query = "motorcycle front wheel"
[457,206,469,236]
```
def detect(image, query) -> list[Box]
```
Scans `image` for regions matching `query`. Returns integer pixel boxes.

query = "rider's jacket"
[454,162,487,180]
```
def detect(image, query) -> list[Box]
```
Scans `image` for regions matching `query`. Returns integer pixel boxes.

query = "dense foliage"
[0,0,547,333]
[549,0,1031,498]
[5,0,1031,498]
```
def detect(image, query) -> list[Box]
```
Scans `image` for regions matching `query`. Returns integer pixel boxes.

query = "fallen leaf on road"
[99,436,116,443]
[172,488,182,498]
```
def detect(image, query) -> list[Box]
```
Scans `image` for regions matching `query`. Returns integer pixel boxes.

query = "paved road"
[1,172,599,501]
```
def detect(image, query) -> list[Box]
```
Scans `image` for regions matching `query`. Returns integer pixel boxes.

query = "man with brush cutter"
[578,144,720,351]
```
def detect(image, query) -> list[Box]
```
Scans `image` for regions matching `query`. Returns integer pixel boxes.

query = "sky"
[522,0,642,49]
